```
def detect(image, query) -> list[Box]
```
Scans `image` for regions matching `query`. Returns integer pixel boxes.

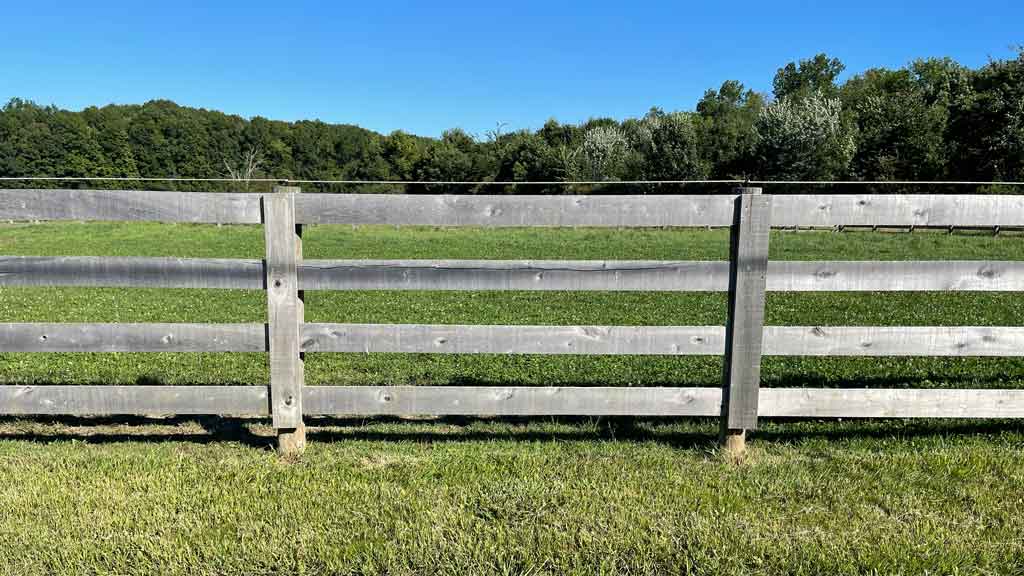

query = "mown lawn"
[1,222,1023,575]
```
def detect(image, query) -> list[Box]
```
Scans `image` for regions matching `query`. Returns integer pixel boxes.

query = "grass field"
[1,222,1024,575]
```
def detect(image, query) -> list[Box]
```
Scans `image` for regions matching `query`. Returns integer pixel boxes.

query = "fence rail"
[4,257,1023,292]
[2,187,1023,455]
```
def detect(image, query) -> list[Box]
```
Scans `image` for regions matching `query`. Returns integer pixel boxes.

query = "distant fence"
[2,187,1024,454]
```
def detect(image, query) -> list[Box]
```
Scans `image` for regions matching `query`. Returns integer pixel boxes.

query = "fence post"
[264,185,305,455]
[720,186,771,456]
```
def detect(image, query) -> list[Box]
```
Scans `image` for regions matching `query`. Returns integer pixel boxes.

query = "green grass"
[2,222,1024,574]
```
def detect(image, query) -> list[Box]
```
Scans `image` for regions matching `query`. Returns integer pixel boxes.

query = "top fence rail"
[4,189,1024,227]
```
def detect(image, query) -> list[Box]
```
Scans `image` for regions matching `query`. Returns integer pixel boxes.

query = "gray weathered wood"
[0,189,263,223]
[763,326,1024,357]
[4,190,1023,228]
[768,260,1024,292]
[0,256,264,289]
[4,257,1023,292]
[0,323,266,352]
[303,386,721,416]
[301,386,1024,418]
[771,194,1024,227]
[721,188,770,431]
[759,388,1024,418]
[300,323,1024,357]
[6,384,1019,419]
[5,322,1016,357]
[299,259,731,291]
[264,188,304,429]
[294,194,739,226]
[292,193,1024,227]
[297,259,1024,292]
[301,323,726,355]
[0,385,270,415]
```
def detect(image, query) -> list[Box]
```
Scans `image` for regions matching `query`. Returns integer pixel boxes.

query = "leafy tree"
[840,68,949,181]
[948,50,1024,181]
[623,108,708,182]
[695,81,764,178]
[3,49,1024,193]
[755,91,857,180]
[773,54,846,99]
[569,124,629,181]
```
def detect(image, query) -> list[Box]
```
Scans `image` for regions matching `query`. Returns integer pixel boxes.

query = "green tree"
[948,50,1024,181]
[755,91,857,180]
[773,54,846,99]
[695,81,765,178]
[840,67,949,181]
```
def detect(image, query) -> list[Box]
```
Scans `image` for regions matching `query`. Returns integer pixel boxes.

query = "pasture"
[1,221,1024,574]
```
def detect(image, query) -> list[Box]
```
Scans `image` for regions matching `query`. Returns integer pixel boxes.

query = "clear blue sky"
[2,0,1021,137]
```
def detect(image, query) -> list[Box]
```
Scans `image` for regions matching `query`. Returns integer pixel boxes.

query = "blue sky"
[2,0,1021,137]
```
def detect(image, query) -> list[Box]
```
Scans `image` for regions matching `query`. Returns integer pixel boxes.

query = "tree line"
[1,51,1022,193]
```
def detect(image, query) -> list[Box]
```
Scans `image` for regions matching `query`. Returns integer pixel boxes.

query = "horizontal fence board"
[302,324,1024,357]
[771,195,1024,227]
[295,193,1024,227]
[763,326,1024,357]
[305,386,1024,418]
[760,388,1024,418]
[301,324,726,355]
[4,191,1023,227]
[0,323,267,352]
[3,258,1022,292]
[303,386,721,416]
[0,189,263,223]
[300,259,731,291]
[0,385,270,415]
[294,194,739,226]
[0,256,264,289]
[300,260,1024,292]
[768,261,1024,291]
[3,385,1019,418]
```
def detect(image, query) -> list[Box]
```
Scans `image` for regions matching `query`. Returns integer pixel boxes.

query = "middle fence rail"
[2,187,1024,454]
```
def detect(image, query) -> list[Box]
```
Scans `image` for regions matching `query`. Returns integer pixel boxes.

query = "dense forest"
[1,51,1022,193]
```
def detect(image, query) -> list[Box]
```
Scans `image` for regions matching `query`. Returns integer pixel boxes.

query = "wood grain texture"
[299,259,731,291]
[4,385,1018,418]
[263,189,304,428]
[294,194,739,226]
[292,193,1024,227]
[759,388,1024,418]
[300,323,727,355]
[303,386,721,416]
[0,385,270,415]
[4,190,1022,227]
[0,323,266,352]
[0,256,264,289]
[301,323,1024,357]
[0,189,262,223]
[3,257,1022,292]
[303,386,1024,418]
[771,194,1024,227]
[768,260,1024,292]
[763,326,1024,357]
[3,323,1016,357]
[722,189,771,430]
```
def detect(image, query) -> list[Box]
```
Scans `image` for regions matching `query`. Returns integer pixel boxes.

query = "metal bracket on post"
[264,185,305,455]
[720,187,771,457]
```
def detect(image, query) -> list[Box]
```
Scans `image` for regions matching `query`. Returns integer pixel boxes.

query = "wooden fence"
[2,186,1024,455]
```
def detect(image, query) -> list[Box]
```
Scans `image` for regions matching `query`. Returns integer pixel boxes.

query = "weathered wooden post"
[720,187,771,457]
[264,185,305,455]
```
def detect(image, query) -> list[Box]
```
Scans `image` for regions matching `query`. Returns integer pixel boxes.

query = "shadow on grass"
[305,415,718,449]
[0,414,274,449]
[2,413,1023,450]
